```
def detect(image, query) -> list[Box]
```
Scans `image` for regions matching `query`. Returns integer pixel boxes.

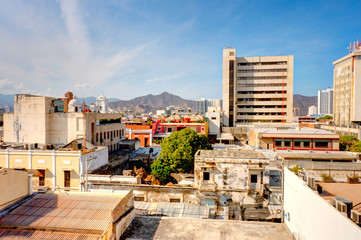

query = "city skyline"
[0,0,360,100]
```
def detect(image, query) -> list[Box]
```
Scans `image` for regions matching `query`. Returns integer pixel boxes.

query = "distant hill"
[109,92,196,114]
[293,94,317,116]
[0,93,14,106]
[79,97,120,105]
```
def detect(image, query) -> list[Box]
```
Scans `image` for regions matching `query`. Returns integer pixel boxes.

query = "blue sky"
[0,0,359,100]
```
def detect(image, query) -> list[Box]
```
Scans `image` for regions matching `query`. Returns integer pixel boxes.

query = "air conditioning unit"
[336,201,347,214]
[307,177,316,189]
[351,210,361,224]
[333,197,353,217]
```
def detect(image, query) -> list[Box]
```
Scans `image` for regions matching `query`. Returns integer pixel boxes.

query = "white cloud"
[75,83,90,89]
[0,79,26,94]
[146,73,183,83]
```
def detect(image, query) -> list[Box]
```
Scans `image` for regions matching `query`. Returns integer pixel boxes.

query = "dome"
[190,113,204,122]
[97,93,107,101]
[68,96,81,107]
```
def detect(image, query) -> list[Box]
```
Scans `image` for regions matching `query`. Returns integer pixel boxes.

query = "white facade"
[307,105,317,116]
[223,48,294,126]
[284,168,361,240]
[317,88,333,115]
[96,93,109,113]
[205,111,222,137]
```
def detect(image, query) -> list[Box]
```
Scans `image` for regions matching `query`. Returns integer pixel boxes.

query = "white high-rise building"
[317,88,333,115]
[308,105,317,116]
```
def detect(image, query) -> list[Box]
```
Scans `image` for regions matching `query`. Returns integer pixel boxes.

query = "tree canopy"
[151,128,212,184]
[340,135,358,151]
[319,115,333,119]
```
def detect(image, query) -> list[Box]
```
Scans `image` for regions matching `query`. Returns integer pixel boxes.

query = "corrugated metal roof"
[0,228,101,240]
[0,193,121,231]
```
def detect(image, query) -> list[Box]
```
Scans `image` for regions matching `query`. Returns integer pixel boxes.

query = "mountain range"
[0,92,316,116]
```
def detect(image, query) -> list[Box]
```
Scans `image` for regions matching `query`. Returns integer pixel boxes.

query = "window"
[294,141,301,147]
[315,141,329,148]
[64,171,71,188]
[284,141,291,147]
[251,174,258,183]
[229,52,234,56]
[304,141,310,147]
[38,170,45,186]
[96,133,99,142]
[275,140,282,147]
[168,127,172,132]
[203,172,210,181]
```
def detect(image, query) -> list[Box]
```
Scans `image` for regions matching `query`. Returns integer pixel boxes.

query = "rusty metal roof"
[0,228,101,240]
[0,193,122,232]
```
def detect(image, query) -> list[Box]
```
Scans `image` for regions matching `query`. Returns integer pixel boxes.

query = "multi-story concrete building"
[222,48,293,126]
[318,88,333,115]
[333,41,361,127]
[196,98,222,115]
[3,94,126,152]
[308,105,317,116]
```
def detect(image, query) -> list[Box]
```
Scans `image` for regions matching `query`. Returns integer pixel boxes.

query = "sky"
[0,0,360,100]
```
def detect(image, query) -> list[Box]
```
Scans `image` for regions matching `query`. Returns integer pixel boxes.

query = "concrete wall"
[284,168,361,240]
[0,168,30,206]
[81,147,108,172]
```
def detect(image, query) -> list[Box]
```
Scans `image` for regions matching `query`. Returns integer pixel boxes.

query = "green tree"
[146,117,153,126]
[151,128,212,184]
[340,135,358,151]
[319,115,333,119]
[350,141,361,152]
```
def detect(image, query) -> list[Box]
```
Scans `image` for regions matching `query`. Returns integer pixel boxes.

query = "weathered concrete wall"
[0,168,30,206]
[284,168,361,240]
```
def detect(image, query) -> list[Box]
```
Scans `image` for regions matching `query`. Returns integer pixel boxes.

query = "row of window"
[37,170,70,188]
[237,112,286,116]
[238,76,287,80]
[238,91,287,94]
[237,69,287,73]
[237,61,287,66]
[238,83,287,88]
[274,139,331,148]
[237,98,285,102]
[96,129,124,142]
[238,105,286,109]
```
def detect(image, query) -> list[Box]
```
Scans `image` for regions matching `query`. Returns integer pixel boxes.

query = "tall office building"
[196,98,222,115]
[333,41,361,127]
[222,48,293,126]
[317,88,333,115]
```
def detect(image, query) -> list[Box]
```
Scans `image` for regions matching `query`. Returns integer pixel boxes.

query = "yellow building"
[0,146,108,191]
[333,41,361,127]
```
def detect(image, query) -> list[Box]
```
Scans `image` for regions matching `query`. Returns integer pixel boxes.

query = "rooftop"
[279,150,356,160]
[256,127,338,137]
[0,191,129,238]
[121,216,293,240]
[196,149,267,160]
[318,182,361,212]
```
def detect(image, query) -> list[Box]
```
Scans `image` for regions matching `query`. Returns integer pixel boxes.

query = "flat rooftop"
[318,182,361,211]
[279,150,356,160]
[196,149,267,160]
[121,216,293,240]
[257,127,338,139]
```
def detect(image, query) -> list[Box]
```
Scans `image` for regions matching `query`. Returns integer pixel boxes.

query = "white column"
[129,128,132,139]
[79,151,82,192]
[6,149,9,168]
[52,150,56,191]
[28,150,32,169]
[149,130,153,147]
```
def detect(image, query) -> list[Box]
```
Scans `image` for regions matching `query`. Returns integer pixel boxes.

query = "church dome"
[68,96,81,107]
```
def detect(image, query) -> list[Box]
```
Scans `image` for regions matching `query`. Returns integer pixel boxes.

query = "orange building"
[125,123,152,147]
